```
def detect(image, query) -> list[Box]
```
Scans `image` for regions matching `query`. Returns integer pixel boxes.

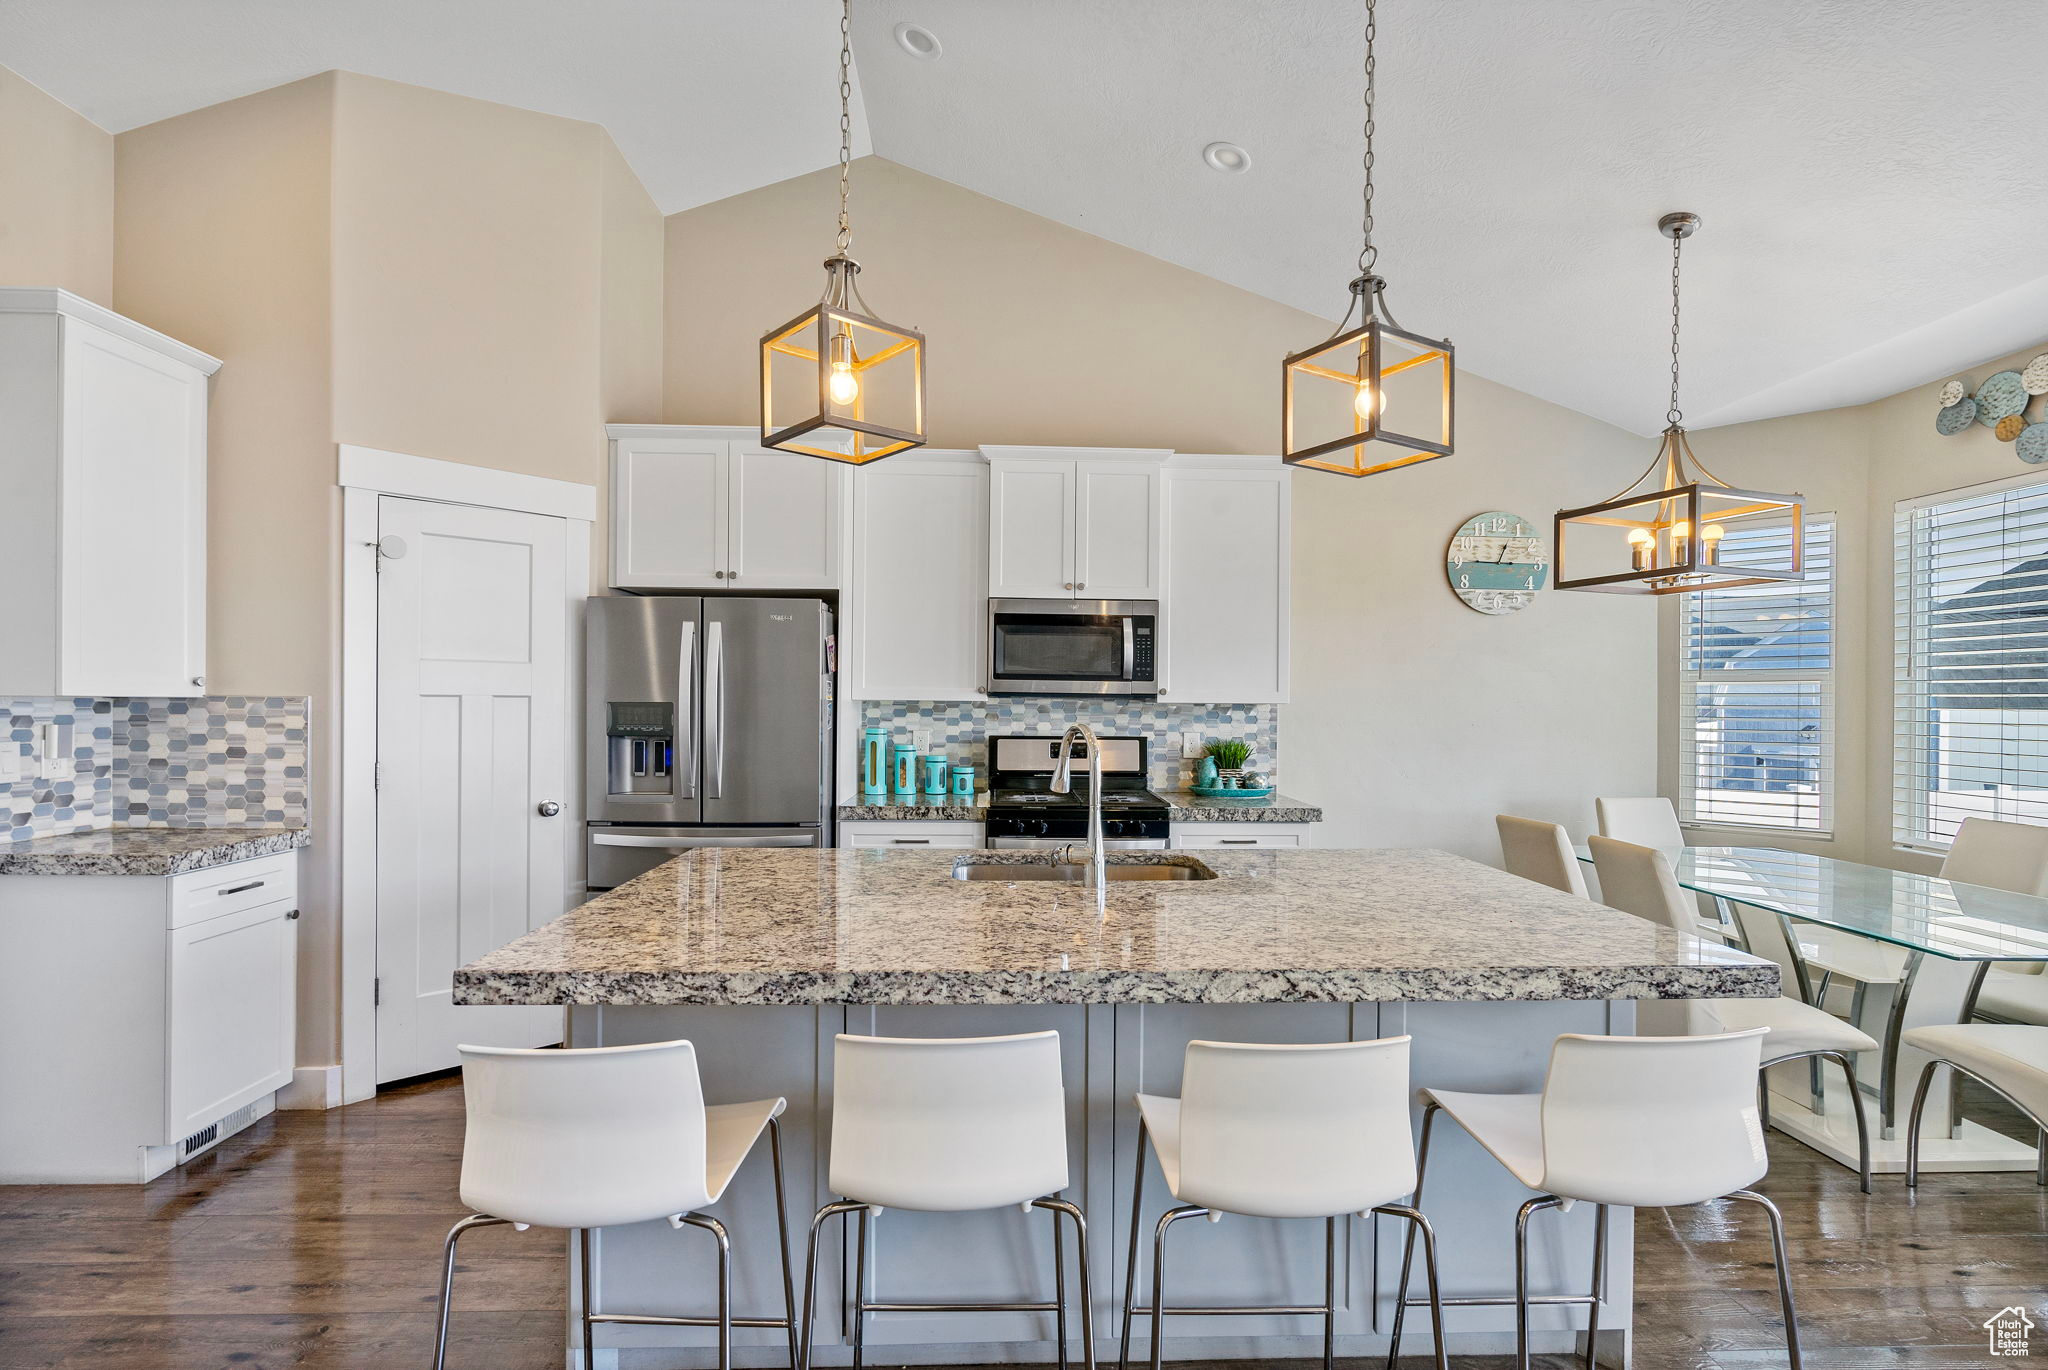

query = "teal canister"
[891,744,918,798]
[922,753,949,797]
[951,763,976,797]
[861,727,889,797]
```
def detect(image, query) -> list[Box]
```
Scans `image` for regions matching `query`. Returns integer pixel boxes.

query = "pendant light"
[1282,0,1453,477]
[1554,213,1805,594]
[760,0,925,464]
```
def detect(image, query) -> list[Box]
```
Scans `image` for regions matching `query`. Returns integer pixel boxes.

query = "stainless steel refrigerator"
[585,595,832,889]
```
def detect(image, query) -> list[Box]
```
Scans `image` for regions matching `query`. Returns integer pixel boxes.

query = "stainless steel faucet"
[1048,722,1105,899]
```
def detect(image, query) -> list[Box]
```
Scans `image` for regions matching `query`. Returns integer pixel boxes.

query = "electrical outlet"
[911,729,931,754]
[37,722,73,781]
[1181,731,1205,759]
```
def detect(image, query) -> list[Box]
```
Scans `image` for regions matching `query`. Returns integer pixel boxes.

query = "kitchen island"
[455,846,1775,1368]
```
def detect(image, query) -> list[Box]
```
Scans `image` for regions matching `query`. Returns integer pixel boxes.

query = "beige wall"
[0,63,114,302]
[668,158,1660,858]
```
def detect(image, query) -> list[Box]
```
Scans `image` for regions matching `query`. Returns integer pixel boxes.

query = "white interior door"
[376,495,568,1082]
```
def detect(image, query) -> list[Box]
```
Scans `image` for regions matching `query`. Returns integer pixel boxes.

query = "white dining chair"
[1496,815,1588,897]
[1903,1023,2048,1188]
[800,1032,1092,1370]
[1591,836,1874,1191]
[1594,796,1684,849]
[436,1040,796,1370]
[1118,1037,1446,1370]
[1948,818,2048,1029]
[1388,1028,1802,1370]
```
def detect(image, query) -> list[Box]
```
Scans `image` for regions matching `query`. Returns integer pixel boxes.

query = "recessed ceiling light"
[1202,141,1251,173]
[893,22,942,59]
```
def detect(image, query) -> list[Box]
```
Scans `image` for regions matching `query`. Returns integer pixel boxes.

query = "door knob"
[537,801,561,817]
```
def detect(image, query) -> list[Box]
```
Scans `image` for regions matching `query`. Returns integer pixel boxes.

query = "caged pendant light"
[760,0,925,464]
[1554,213,1804,595]
[1282,0,1453,477]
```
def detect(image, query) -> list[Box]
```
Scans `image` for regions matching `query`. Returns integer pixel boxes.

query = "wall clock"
[1447,511,1548,615]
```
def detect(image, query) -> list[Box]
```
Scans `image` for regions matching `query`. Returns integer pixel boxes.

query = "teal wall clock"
[1447,511,1548,615]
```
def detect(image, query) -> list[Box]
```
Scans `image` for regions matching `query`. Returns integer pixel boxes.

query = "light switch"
[1181,731,1205,759]
[0,744,21,782]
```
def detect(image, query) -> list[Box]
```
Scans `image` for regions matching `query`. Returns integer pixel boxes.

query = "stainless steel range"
[983,735,1170,849]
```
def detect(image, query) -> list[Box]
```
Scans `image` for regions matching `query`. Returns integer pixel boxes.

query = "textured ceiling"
[6,0,2046,434]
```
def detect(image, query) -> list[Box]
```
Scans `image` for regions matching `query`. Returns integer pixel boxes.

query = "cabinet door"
[988,460,1076,598]
[1162,466,1289,702]
[166,898,297,1141]
[852,458,988,700]
[611,438,729,589]
[1073,460,1161,599]
[59,320,208,697]
[729,443,843,589]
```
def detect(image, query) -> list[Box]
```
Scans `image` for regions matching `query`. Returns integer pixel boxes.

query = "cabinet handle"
[1220,839,1258,845]
[714,570,726,579]
[286,909,300,920]
[219,880,267,896]
[190,676,204,689]
[1076,582,1086,591]
[891,838,932,845]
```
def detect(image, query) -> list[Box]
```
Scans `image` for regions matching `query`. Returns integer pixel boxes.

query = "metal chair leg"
[1118,1120,1148,1370]
[1385,1101,1439,1368]
[1052,1198,1069,1370]
[1322,1216,1337,1370]
[1824,1051,1874,1194]
[767,1118,800,1370]
[2038,1128,2046,1187]
[1371,1205,1447,1370]
[798,1200,866,1370]
[1148,1205,1208,1370]
[1035,1197,1097,1370]
[1584,1203,1608,1370]
[675,1214,733,1370]
[433,1214,509,1370]
[852,1205,871,1370]
[579,1228,597,1370]
[1514,1196,1565,1370]
[1904,1059,1942,1189]
[1727,1190,1802,1370]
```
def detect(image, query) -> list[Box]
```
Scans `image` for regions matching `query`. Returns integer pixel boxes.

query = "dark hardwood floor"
[0,1076,2041,1369]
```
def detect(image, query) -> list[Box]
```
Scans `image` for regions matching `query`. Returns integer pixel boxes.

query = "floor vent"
[181,1122,218,1155]
[180,1100,264,1161]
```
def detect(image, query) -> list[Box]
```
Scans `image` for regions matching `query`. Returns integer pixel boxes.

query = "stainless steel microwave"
[987,598,1157,696]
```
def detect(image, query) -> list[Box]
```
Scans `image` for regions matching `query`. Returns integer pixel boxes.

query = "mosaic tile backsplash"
[4,696,310,844]
[860,700,1278,789]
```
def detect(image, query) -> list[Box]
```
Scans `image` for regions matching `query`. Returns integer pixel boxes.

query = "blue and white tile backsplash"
[5,696,310,844]
[860,700,1277,789]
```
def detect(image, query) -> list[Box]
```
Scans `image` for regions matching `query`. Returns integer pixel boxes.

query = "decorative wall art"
[1936,354,2048,462]
[1447,511,1548,614]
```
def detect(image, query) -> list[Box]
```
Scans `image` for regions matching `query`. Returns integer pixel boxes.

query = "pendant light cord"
[835,0,854,256]
[1357,0,1377,276]
[1666,226,1683,427]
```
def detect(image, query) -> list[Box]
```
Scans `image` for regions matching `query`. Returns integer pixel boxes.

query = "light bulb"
[1627,527,1655,571]
[1352,382,1387,419]
[828,362,859,406]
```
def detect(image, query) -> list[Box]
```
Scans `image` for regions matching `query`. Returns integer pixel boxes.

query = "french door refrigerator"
[585,595,832,889]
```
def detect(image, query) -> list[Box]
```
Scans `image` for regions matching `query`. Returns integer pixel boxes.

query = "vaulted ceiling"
[6,0,2045,435]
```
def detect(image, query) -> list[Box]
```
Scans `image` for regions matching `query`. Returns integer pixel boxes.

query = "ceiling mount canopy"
[1282,0,1453,478]
[1554,212,1805,595]
[759,0,925,465]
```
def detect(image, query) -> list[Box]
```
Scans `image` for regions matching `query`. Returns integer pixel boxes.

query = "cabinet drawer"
[840,821,984,850]
[169,853,298,928]
[1171,829,1303,849]
[165,895,297,1140]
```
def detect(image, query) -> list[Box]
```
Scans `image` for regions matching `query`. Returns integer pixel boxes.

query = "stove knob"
[1003,818,1024,836]
[1106,820,1125,836]
[1034,819,1051,836]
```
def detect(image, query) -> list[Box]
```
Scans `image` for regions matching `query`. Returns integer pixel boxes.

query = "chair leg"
[676,1215,733,1370]
[1823,1051,1874,1194]
[1322,1216,1337,1370]
[1583,1203,1608,1370]
[2039,1128,2047,1187]
[433,1214,509,1370]
[1385,1101,1439,1368]
[578,1228,597,1370]
[1118,1120,1148,1370]
[852,1205,871,1370]
[1514,1196,1564,1370]
[768,1118,800,1370]
[1758,1079,1773,1132]
[1727,1190,1802,1370]
[1149,1206,1207,1370]
[1904,1060,1942,1190]
[1052,1197,1069,1370]
[1371,1206,1446,1370]
[1036,1197,1097,1370]
[798,1200,865,1370]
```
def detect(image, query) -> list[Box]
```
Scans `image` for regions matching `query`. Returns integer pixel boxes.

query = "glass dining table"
[1576,843,2048,1175]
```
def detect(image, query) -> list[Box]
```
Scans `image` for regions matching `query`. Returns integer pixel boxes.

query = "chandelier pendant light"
[760,0,925,464]
[1282,0,1453,477]
[1555,213,1804,594]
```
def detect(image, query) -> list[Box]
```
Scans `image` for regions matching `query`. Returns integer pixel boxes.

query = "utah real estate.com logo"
[1986,1306,2036,1357]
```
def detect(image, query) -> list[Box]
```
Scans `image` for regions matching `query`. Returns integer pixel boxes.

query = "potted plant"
[1204,738,1253,787]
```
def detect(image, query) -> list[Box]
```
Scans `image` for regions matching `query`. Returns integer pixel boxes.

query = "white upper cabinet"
[982,447,1166,600]
[1161,457,1291,704]
[849,452,988,701]
[609,426,845,591]
[0,289,219,698]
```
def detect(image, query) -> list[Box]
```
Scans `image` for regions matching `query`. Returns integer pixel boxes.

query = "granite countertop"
[838,793,989,821]
[1160,790,1323,823]
[0,826,310,876]
[454,846,1776,1008]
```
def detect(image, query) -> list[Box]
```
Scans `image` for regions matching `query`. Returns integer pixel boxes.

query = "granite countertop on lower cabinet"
[837,794,989,821]
[0,826,311,876]
[453,845,1776,1008]
[1160,790,1323,823]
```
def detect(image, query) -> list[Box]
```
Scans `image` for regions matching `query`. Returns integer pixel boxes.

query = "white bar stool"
[435,1040,796,1370]
[1388,1027,1801,1370]
[1118,1036,1447,1370]
[1593,796,1684,849]
[1904,1023,2048,1187]
[1496,815,1589,896]
[799,1031,1093,1370]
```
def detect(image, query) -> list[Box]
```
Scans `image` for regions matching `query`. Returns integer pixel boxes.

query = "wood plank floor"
[0,1075,2041,1369]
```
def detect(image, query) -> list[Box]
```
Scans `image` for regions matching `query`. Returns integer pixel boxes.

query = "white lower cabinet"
[839,820,984,850]
[0,851,299,1182]
[1171,823,1312,849]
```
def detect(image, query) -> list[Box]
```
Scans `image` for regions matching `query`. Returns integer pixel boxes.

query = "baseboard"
[276,1064,343,1110]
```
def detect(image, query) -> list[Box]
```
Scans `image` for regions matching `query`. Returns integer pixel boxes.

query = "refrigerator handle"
[705,619,725,798]
[677,619,698,798]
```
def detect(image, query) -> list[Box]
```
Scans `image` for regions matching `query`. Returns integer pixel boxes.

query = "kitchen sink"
[952,858,1218,883]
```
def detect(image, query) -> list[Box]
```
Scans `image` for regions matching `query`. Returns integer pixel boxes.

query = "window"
[1679,517,1834,833]
[1895,477,2048,850]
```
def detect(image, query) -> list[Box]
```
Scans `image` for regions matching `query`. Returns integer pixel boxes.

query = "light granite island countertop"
[453,844,1776,1370]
